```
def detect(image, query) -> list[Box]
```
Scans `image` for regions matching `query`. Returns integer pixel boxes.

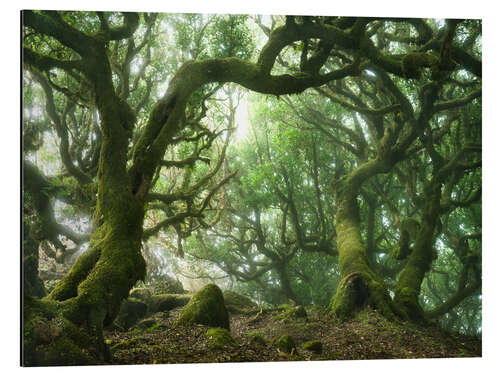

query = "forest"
[22,10,482,366]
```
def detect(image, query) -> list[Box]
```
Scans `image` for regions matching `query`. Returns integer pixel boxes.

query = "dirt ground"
[104,305,481,365]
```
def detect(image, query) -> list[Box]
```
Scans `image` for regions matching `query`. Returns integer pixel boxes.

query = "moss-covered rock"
[205,328,237,350]
[274,304,308,322]
[148,277,185,294]
[115,298,148,330]
[177,284,229,329]
[302,339,323,353]
[149,293,191,313]
[134,317,160,330]
[223,290,257,314]
[245,331,267,345]
[272,335,296,354]
[293,305,307,318]
[129,287,152,303]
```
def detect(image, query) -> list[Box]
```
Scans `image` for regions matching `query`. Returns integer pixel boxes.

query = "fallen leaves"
[103,306,481,365]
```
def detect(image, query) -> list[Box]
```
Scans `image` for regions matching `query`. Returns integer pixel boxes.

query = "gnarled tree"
[22,12,481,364]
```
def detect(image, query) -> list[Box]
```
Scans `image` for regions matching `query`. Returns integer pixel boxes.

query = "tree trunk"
[276,264,300,304]
[330,182,400,321]
[394,182,441,322]
[23,76,148,364]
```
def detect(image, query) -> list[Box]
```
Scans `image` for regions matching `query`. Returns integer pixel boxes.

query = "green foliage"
[207,15,256,59]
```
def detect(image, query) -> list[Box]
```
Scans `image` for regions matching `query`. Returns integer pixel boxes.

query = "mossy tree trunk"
[276,263,300,304]
[330,166,401,321]
[393,182,442,322]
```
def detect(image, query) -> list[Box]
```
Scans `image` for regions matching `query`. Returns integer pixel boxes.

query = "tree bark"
[330,181,399,321]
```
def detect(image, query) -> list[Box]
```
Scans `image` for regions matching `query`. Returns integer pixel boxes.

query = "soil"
[104,305,481,365]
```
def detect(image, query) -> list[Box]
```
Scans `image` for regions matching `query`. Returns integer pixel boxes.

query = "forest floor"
[104,304,481,365]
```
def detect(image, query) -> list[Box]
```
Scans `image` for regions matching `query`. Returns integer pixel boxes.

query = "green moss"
[223,290,257,314]
[36,336,94,366]
[148,277,185,294]
[246,331,267,345]
[149,294,191,313]
[272,335,296,353]
[302,340,323,353]
[245,329,268,345]
[402,52,439,79]
[110,337,147,351]
[134,317,159,330]
[330,272,397,322]
[274,305,308,323]
[205,328,237,350]
[115,298,148,329]
[129,287,152,303]
[48,245,101,302]
[177,284,229,329]
[23,296,97,366]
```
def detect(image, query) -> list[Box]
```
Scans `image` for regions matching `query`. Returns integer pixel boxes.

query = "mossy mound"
[223,290,257,314]
[149,294,191,313]
[292,305,307,318]
[274,304,308,322]
[129,287,152,303]
[115,298,148,330]
[245,331,267,345]
[177,284,230,329]
[23,296,96,366]
[272,334,296,353]
[205,328,238,350]
[147,277,185,294]
[302,339,323,353]
[134,317,160,330]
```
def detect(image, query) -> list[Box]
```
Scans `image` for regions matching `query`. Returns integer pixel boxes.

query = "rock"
[274,304,308,322]
[177,284,230,329]
[149,294,191,313]
[272,334,296,354]
[250,335,267,346]
[129,287,152,303]
[205,328,237,349]
[293,305,307,318]
[223,290,257,314]
[134,317,158,330]
[115,298,148,330]
[302,339,323,353]
[148,276,185,294]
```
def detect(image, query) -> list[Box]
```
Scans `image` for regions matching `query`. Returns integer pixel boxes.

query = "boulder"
[115,298,148,330]
[302,339,323,353]
[272,334,296,354]
[205,328,237,349]
[148,276,185,294]
[177,284,229,329]
[149,294,191,313]
[223,290,257,314]
[129,287,152,303]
